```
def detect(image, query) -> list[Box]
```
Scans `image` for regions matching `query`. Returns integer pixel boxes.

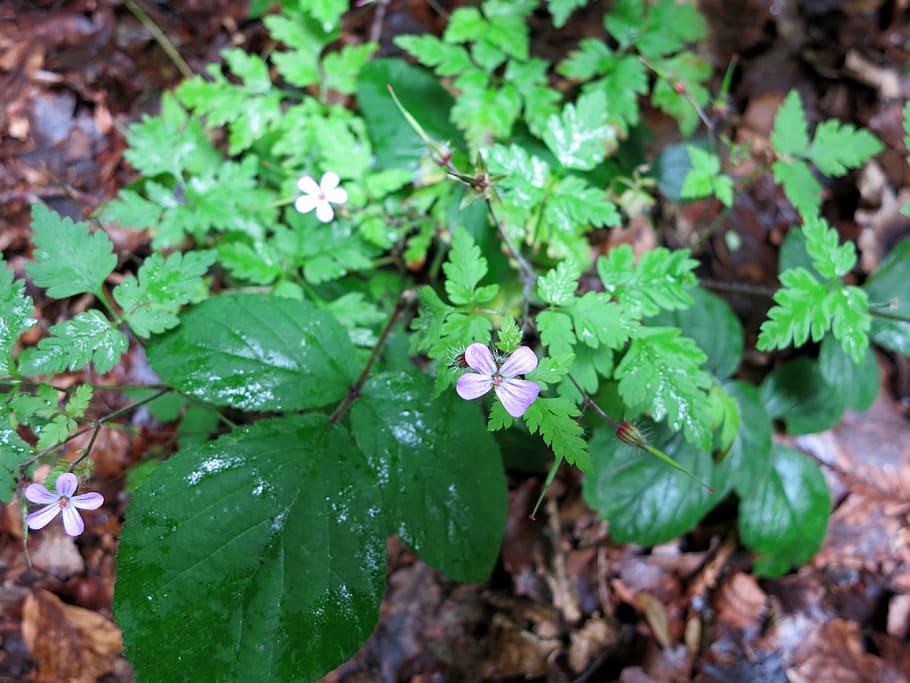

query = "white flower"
[295,171,348,222]
[25,473,104,537]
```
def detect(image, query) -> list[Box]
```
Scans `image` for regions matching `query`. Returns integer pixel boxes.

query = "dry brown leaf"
[21,588,122,683]
[567,617,620,673]
[712,572,768,634]
[29,527,85,579]
[787,619,887,683]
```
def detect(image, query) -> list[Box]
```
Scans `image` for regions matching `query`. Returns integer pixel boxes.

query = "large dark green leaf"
[115,415,386,683]
[759,357,845,434]
[351,371,507,582]
[865,236,910,356]
[650,286,743,378]
[583,427,717,546]
[356,58,462,170]
[818,336,878,412]
[147,293,357,412]
[714,381,772,496]
[739,444,830,577]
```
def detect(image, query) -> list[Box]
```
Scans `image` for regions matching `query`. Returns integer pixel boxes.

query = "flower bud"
[616,422,648,449]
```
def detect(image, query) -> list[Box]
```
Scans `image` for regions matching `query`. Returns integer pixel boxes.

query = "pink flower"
[25,473,104,537]
[456,343,540,418]
[295,171,348,222]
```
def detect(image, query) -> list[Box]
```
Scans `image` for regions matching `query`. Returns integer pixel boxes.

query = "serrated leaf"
[546,175,621,230]
[770,90,810,156]
[681,146,734,207]
[100,190,163,230]
[522,397,591,471]
[394,35,472,76]
[115,251,214,338]
[583,427,717,545]
[114,414,386,683]
[537,262,579,307]
[0,415,32,503]
[802,214,856,279]
[18,311,128,376]
[323,42,378,95]
[409,286,455,356]
[443,228,494,305]
[806,119,882,176]
[496,316,522,354]
[26,205,116,299]
[772,159,822,218]
[597,244,697,317]
[760,357,845,434]
[536,309,575,357]
[615,327,713,451]
[352,371,507,582]
[543,90,616,170]
[569,293,635,350]
[650,53,711,136]
[147,293,358,412]
[649,287,743,379]
[0,258,35,374]
[738,444,830,577]
[757,268,832,350]
[548,0,588,28]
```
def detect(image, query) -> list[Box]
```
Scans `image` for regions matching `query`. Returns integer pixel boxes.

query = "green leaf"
[597,244,697,317]
[537,261,579,307]
[714,381,772,497]
[543,90,616,170]
[680,146,733,207]
[114,414,386,683]
[649,287,743,379]
[649,53,711,136]
[615,327,713,451]
[357,58,462,170]
[802,214,856,279]
[352,371,507,581]
[546,175,621,231]
[408,286,455,356]
[760,357,845,435]
[818,336,878,412]
[738,444,830,577]
[443,228,497,305]
[114,251,214,338]
[522,397,591,471]
[864,236,910,356]
[323,42,377,95]
[635,0,706,58]
[25,205,116,299]
[18,311,128,376]
[569,293,636,350]
[451,73,522,146]
[99,189,163,231]
[0,414,32,503]
[306,0,347,30]
[536,309,575,357]
[147,294,358,412]
[770,90,810,156]
[394,35,472,76]
[806,119,882,176]
[548,0,588,28]
[771,159,822,218]
[0,258,35,374]
[496,316,522,354]
[583,427,717,545]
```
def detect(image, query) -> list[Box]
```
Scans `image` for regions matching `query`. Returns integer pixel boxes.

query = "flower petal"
[61,506,85,536]
[295,195,318,214]
[315,201,334,223]
[498,346,538,378]
[71,492,104,510]
[456,372,493,400]
[495,378,540,417]
[26,504,61,530]
[320,171,341,192]
[464,343,497,375]
[24,483,58,505]
[297,175,320,195]
[325,186,348,204]
[55,473,78,497]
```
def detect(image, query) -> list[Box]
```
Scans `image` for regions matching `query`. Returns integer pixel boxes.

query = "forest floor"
[2,1,910,681]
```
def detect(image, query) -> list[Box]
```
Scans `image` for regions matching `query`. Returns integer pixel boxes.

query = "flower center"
[58,497,69,509]
[491,374,503,387]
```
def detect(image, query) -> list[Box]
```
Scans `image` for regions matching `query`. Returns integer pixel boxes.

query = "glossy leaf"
[738,444,830,577]
[865,236,910,356]
[583,427,717,545]
[818,336,878,412]
[760,357,845,435]
[351,371,507,582]
[0,258,35,374]
[18,311,128,376]
[147,293,357,412]
[714,381,772,497]
[115,415,386,683]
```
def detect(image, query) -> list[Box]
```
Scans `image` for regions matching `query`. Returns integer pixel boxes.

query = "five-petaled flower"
[24,473,103,537]
[456,343,540,418]
[295,171,348,223]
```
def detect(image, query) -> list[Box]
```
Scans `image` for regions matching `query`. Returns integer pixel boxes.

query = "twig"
[327,290,416,425]
[124,0,194,80]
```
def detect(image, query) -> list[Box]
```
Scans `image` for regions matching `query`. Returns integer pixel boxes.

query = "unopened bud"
[616,422,648,449]
[450,351,469,369]
[673,81,686,94]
